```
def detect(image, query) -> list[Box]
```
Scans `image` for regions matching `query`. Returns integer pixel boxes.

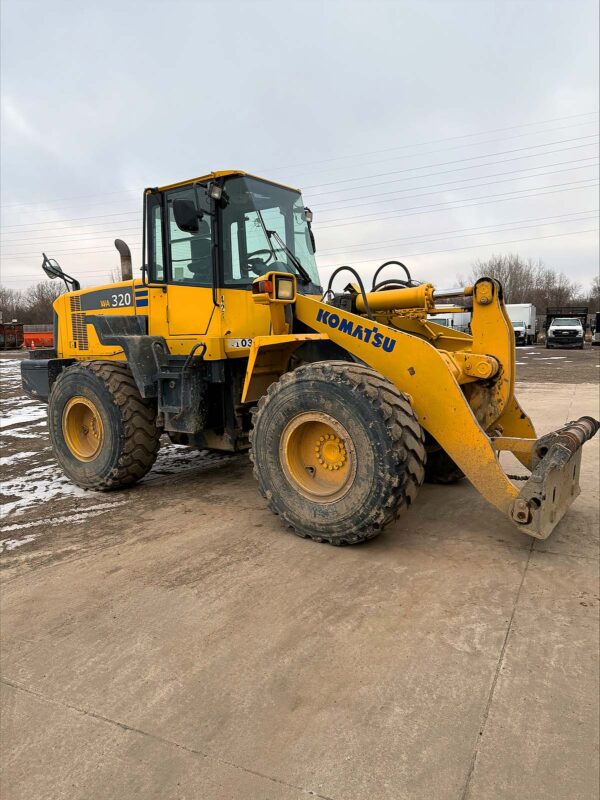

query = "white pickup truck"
[546,317,585,349]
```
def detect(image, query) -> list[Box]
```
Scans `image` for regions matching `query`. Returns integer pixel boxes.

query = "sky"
[1,0,598,293]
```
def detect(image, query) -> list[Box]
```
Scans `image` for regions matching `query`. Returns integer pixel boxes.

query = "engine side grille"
[70,295,88,350]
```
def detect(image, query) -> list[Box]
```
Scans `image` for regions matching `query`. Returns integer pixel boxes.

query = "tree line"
[0,282,65,325]
[467,254,599,312]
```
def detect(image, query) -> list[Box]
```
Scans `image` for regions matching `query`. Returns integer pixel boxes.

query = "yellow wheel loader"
[22,170,598,545]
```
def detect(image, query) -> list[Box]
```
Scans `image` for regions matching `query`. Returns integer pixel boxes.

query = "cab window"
[166,188,213,286]
[147,194,165,282]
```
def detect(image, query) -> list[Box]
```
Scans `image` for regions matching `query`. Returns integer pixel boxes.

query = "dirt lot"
[1,351,599,800]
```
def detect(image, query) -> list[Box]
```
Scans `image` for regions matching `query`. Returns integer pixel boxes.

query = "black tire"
[424,444,464,484]
[249,361,426,545]
[48,361,160,490]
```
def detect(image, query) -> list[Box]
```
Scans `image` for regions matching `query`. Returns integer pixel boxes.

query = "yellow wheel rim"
[280,412,356,503]
[62,396,104,461]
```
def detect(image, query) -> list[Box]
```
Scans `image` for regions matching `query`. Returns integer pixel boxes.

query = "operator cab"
[145,172,321,297]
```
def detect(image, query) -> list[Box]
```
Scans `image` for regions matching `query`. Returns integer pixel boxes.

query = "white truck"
[506,303,536,346]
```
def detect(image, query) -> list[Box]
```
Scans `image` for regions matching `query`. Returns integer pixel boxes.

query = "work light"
[276,276,295,300]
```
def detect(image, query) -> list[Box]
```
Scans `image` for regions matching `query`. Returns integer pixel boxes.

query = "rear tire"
[48,361,160,490]
[249,362,426,545]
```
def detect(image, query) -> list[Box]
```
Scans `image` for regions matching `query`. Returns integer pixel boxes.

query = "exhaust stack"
[114,239,133,281]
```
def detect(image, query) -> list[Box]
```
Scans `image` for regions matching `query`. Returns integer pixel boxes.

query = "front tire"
[249,362,426,545]
[48,361,160,490]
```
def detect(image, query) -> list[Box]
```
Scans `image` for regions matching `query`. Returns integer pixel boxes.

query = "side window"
[229,221,241,281]
[166,188,213,286]
[148,197,165,282]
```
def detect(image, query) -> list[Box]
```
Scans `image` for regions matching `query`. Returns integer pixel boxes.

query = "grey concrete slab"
[1,383,598,799]
[1,682,313,800]
[1,515,530,800]
[463,551,599,800]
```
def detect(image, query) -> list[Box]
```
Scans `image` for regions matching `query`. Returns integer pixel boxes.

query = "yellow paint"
[241,334,326,402]
[293,293,521,517]
[280,412,356,502]
[62,396,104,461]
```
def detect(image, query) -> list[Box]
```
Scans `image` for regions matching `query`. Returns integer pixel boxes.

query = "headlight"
[276,276,295,300]
[577,330,583,337]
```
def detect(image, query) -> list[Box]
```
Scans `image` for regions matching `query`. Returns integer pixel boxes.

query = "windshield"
[552,318,581,327]
[220,175,321,291]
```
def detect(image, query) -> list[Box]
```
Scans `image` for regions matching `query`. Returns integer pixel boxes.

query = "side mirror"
[173,199,201,233]
[41,253,81,291]
[42,256,62,280]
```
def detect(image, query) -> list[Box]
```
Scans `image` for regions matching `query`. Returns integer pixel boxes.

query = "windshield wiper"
[267,229,312,285]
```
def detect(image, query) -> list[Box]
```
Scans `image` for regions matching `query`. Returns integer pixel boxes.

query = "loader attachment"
[510,417,600,539]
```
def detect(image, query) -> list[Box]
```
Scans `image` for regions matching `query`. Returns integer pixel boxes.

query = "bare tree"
[468,254,583,310]
[24,281,66,324]
[0,281,65,324]
[0,287,26,322]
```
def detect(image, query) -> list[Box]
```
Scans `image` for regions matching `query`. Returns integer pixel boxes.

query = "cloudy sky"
[1,0,598,293]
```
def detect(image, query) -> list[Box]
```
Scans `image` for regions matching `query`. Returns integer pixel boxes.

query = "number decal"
[226,338,253,349]
[109,292,132,307]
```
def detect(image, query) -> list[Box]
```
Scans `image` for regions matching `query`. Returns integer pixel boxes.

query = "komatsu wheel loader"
[21,170,599,545]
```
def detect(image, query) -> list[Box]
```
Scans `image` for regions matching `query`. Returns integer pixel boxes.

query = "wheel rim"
[62,396,104,461]
[280,412,356,503]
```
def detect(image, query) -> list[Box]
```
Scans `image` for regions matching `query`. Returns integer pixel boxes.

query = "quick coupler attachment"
[509,416,600,540]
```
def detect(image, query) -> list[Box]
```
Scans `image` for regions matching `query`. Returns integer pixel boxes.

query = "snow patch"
[1,462,88,516]
[0,501,126,533]
[0,451,37,467]
[2,422,46,439]
[1,534,38,552]
[0,405,46,429]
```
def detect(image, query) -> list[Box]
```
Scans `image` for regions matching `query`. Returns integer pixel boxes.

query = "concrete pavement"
[1,382,598,800]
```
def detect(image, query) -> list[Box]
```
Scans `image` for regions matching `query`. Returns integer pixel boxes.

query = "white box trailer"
[506,303,536,345]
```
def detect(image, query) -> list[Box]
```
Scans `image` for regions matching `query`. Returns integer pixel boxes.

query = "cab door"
[164,187,216,336]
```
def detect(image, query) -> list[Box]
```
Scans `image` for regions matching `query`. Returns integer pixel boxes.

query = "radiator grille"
[70,295,88,350]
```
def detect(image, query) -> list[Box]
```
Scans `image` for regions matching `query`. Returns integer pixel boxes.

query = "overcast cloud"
[1,0,598,292]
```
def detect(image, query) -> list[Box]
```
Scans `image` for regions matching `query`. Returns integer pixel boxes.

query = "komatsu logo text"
[316,308,396,353]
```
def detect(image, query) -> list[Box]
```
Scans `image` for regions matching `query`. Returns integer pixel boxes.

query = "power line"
[302,135,599,192]
[318,179,599,228]
[310,157,598,209]
[303,142,599,200]
[262,111,599,173]
[316,215,599,259]
[315,164,599,220]
[1,227,141,245]
[2,181,597,259]
[0,210,141,230]
[318,228,599,271]
[317,210,600,254]
[2,139,597,233]
[1,110,596,212]
[280,122,599,182]
[4,159,596,248]
[2,226,597,285]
